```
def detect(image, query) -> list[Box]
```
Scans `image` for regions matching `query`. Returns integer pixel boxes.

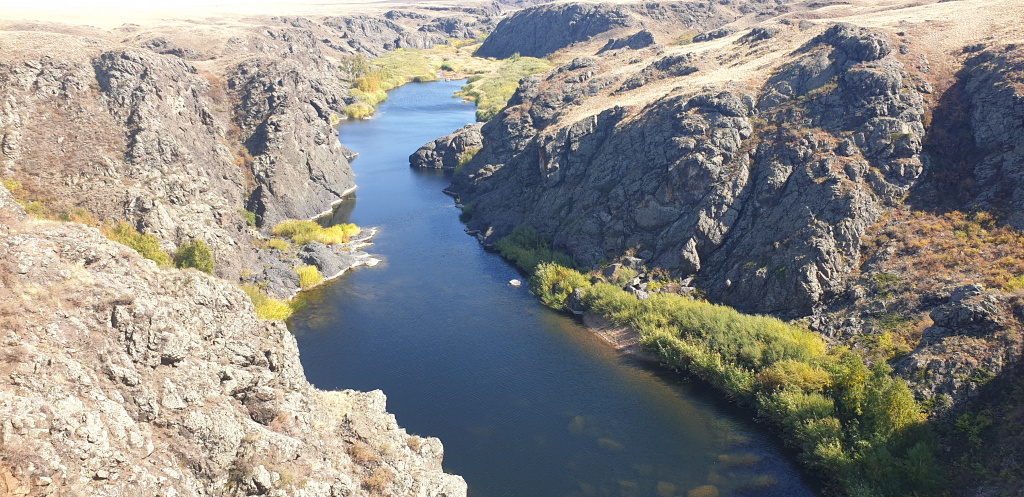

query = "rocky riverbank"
[0,6,495,496]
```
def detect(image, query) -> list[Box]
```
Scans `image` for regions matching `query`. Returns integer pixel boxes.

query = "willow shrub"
[531,263,944,496]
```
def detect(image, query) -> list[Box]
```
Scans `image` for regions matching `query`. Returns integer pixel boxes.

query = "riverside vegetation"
[497,225,944,497]
[341,44,551,121]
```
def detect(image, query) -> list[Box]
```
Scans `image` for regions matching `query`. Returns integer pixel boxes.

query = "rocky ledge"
[0,184,466,496]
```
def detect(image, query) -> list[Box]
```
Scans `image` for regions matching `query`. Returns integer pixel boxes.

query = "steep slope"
[453,21,925,317]
[474,1,786,59]
[0,182,466,496]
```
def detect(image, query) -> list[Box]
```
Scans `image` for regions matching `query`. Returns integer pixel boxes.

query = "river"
[287,79,817,497]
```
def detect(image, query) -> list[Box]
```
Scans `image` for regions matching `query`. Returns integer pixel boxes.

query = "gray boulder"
[409,123,485,169]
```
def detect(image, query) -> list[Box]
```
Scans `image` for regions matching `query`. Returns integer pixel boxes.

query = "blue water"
[288,80,817,497]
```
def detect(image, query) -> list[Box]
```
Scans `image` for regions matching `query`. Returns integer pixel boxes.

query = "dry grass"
[363,466,393,495]
[865,210,1024,294]
[347,441,380,466]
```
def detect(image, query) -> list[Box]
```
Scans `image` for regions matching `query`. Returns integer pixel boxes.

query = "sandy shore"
[581,313,661,363]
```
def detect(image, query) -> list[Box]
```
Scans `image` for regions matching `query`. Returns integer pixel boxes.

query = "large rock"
[895,285,1023,413]
[409,123,484,170]
[0,46,253,280]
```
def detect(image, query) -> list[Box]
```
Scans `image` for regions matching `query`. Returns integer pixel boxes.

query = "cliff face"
[453,23,925,317]
[0,43,253,280]
[0,182,466,496]
[473,1,777,59]
[0,9,488,496]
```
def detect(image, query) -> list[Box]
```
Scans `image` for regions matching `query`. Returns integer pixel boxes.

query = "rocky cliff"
[453,22,925,317]
[445,1,1024,434]
[0,8,491,496]
[0,182,466,496]
[473,1,776,59]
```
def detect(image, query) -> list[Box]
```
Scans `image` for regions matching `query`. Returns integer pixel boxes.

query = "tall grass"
[271,220,360,245]
[295,265,325,289]
[494,222,946,497]
[456,55,553,121]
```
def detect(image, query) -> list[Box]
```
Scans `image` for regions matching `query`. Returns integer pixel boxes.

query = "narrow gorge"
[1,0,1023,496]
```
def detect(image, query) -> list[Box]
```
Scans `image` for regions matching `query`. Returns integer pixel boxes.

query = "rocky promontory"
[0,183,466,496]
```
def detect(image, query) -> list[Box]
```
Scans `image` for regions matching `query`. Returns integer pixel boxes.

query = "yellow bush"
[267,238,290,251]
[102,221,172,266]
[758,359,833,393]
[272,220,359,245]
[295,265,324,289]
[241,284,294,320]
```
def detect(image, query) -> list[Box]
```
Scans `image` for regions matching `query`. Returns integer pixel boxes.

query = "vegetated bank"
[340,42,552,121]
[494,224,943,497]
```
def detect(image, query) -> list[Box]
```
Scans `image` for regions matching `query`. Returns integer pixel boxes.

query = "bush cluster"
[103,222,216,275]
[493,223,946,496]
[174,239,215,274]
[271,220,360,246]
[557,267,944,495]
[493,224,576,273]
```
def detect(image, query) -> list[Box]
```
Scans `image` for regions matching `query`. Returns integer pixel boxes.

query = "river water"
[288,80,817,497]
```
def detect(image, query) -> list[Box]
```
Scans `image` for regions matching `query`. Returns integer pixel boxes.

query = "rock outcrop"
[409,123,484,170]
[474,2,731,58]
[0,45,253,280]
[452,22,925,316]
[0,182,466,496]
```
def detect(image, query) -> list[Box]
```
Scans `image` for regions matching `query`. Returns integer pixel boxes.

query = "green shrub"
[295,265,325,289]
[454,147,481,175]
[494,224,576,273]
[530,262,590,310]
[613,266,638,287]
[102,221,172,266]
[459,203,473,223]
[241,284,294,321]
[174,239,215,274]
[240,209,257,227]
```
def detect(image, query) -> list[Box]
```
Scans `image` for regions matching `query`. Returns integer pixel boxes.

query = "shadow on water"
[289,80,819,497]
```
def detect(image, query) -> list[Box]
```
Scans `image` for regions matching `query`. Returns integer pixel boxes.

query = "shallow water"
[288,80,818,497]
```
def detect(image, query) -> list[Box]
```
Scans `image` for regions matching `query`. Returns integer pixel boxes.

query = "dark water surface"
[288,80,817,497]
